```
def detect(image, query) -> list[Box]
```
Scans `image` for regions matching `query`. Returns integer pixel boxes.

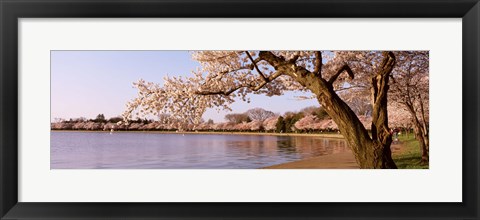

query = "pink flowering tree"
[247,120,264,131]
[388,103,413,132]
[262,116,278,132]
[124,51,399,168]
[294,115,321,132]
[389,51,429,162]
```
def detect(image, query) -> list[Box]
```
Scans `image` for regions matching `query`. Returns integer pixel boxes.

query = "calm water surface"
[51,131,349,169]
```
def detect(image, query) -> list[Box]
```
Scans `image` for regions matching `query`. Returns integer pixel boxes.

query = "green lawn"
[393,133,429,169]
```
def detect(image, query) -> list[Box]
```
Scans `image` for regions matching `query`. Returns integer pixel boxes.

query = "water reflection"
[51,132,349,169]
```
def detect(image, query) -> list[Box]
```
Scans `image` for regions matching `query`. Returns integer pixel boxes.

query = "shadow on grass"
[394,153,428,169]
[393,134,429,169]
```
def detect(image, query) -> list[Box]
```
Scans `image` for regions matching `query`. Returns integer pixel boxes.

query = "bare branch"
[245,51,267,81]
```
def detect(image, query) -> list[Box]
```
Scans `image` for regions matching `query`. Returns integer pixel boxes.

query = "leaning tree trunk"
[413,123,429,163]
[418,96,429,163]
[407,104,429,163]
[418,130,429,163]
[258,51,397,168]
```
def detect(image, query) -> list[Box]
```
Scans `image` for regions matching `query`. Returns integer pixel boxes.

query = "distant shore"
[51,130,345,139]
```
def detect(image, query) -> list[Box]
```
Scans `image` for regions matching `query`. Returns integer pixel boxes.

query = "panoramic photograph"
[51,50,429,169]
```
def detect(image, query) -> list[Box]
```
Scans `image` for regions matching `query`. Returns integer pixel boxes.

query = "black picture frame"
[1,0,479,219]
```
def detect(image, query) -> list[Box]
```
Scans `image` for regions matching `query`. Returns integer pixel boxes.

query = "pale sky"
[51,51,318,123]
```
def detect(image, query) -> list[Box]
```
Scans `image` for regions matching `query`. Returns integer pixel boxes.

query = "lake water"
[51,131,349,169]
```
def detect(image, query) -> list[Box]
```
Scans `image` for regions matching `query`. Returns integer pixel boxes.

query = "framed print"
[1,0,479,219]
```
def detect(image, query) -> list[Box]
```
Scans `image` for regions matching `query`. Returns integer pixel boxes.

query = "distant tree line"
[52,106,408,134]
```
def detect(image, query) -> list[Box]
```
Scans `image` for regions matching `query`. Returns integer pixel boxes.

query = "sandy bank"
[263,143,404,169]
[264,151,359,169]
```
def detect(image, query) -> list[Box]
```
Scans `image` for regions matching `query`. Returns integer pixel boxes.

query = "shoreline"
[51,130,418,169]
[263,142,404,169]
[263,151,359,169]
[51,130,345,139]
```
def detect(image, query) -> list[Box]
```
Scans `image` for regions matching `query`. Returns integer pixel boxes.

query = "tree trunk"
[413,127,429,163]
[407,105,429,163]
[316,91,396,168]
[369,51,397,169]
[421,140,429,163]
[258,51,397,169]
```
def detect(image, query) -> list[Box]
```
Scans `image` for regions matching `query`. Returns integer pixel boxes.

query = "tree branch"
[334,85,368,92]
[328,64,354,84]
[195,87,241,96]
[196,51,289,97]
[245,51,267,81]
[212,67,251,79]
[370,51,396,141]
[195,70,285,96]
[205,51,265,82]
[258,51,284,67]
[252,70,284,90]
[313,51,322,76]
[288,53,300,63]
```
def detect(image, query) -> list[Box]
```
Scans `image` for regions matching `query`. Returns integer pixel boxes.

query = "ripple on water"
[51,131,348,169]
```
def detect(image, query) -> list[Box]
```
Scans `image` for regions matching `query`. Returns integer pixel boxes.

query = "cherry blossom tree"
[103,122,116,131]
[211,122,224,131]
[247,120,264,131]
[72,122,86,130]
[318,119,339,131]
[234,122,250,131]
[390,51,429,163]
[345,94,372,117]
[388,103,413,133]
[195,122,212,131]
[262,116,278,131]
[51,122,73,130]
[84,122,102,130]
[124,51,398,168]
[128,122,143,130]
[294,115,321,132]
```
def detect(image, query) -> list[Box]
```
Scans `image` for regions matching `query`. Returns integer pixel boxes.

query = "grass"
[393,133,429,169]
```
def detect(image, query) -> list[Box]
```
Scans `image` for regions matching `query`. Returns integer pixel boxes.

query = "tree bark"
[406,103,429,163]
[419,133,429,163]
[369,52,397,168]
[258,51,397,168]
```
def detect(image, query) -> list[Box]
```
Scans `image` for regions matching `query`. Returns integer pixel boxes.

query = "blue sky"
[51,51,318,123]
